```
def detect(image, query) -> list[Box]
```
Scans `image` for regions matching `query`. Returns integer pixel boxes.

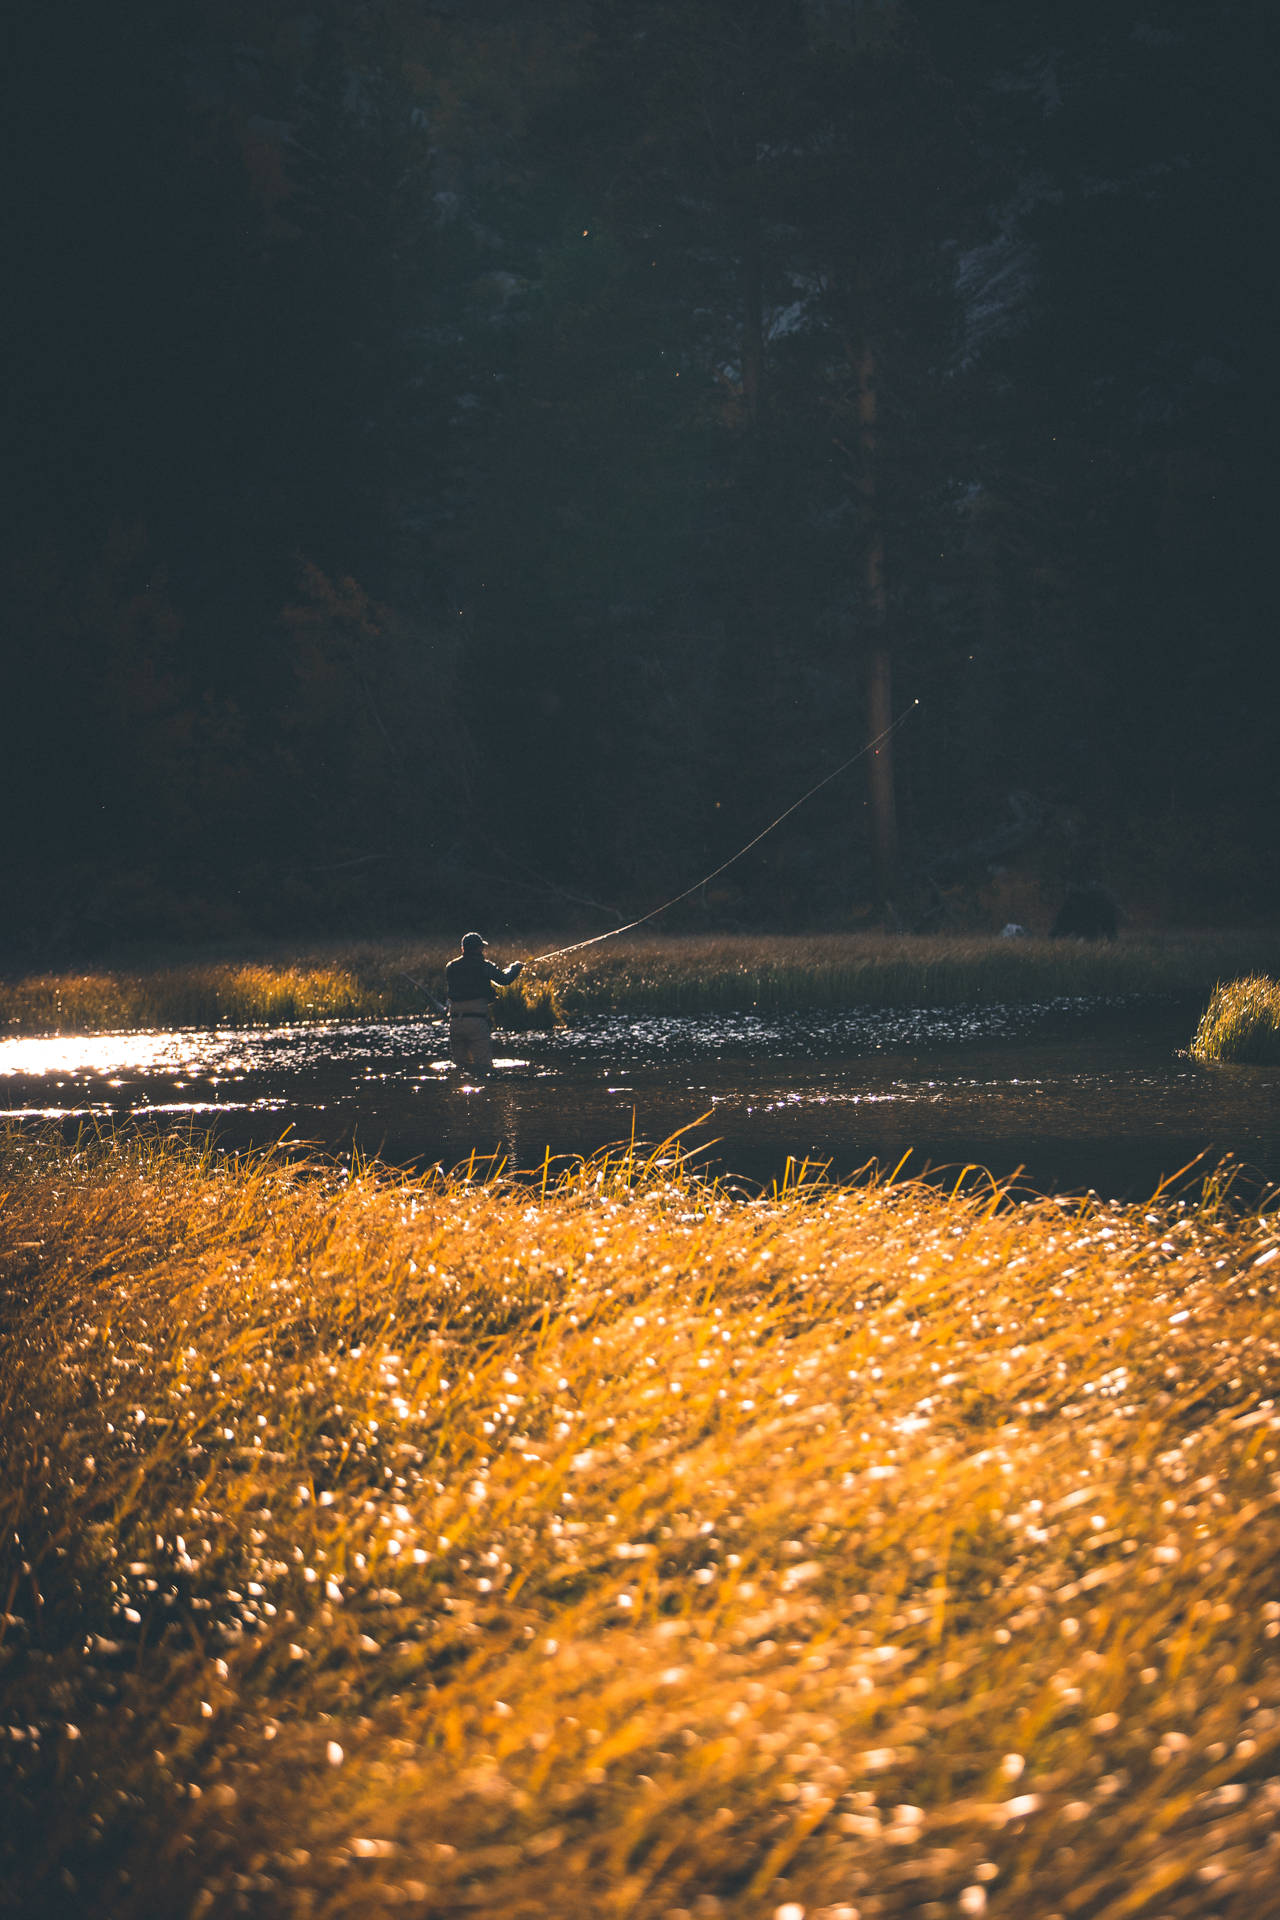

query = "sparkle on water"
[1,999,1276,1194]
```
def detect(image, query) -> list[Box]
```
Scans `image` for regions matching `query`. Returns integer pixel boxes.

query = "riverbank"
[4,1132,1280,1917]
[4,929,1280,1033]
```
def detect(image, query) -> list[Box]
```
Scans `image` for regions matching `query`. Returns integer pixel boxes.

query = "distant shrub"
[1191,975,1280,1064]
[1049,883,1118,940]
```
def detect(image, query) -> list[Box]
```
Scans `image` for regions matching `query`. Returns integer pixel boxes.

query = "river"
[2,996,1277,1200]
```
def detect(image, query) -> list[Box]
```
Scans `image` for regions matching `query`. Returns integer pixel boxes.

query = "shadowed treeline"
[4,1,1277,946]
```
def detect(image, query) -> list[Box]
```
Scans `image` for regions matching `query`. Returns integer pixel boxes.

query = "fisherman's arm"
[493,959,524,985]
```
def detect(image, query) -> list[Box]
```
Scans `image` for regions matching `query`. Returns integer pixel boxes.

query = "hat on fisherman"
[461,930,487,951]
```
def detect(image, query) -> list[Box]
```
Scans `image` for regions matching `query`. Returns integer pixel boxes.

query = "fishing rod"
[524,700,920,967]
[395,969,448,1014]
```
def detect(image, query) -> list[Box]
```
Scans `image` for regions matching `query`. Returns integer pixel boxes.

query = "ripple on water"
[2,1000,1275,1197]
[0,998,1146,1083]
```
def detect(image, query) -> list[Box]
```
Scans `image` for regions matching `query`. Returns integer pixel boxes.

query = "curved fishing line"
[525,700,920,966]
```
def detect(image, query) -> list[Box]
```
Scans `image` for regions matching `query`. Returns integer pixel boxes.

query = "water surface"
[3,997,1276,1199]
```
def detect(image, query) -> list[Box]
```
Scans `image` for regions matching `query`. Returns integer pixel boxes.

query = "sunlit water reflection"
[2,997,1277,1197]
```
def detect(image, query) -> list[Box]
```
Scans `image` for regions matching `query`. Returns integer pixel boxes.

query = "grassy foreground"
[3,1135,1280,1919]
[5,930,1280,1034]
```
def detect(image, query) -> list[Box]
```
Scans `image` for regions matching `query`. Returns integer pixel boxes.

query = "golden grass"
[1190,977,1280,1066]
[4,1130,1280,1918]
[0,963,383,1033]
[4,930,1280,1035]
[0,954,561,1036]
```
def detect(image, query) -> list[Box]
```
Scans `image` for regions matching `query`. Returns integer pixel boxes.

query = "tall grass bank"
[3,1133,1280,1918]
[5,931,1280,1034]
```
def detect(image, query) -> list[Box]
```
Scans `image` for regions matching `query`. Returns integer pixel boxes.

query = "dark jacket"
[445,953,521,1007]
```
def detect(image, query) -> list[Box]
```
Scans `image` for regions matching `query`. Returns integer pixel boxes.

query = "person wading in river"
[444,932,524,1073]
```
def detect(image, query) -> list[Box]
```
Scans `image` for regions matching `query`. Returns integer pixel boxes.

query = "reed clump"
[4,1129,1280,1919]
[1191,975,1280,1065]
[4,930,1280,1035]
[493,975,565,1031]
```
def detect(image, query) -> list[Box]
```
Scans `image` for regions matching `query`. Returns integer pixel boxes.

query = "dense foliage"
[5,0,1275,949]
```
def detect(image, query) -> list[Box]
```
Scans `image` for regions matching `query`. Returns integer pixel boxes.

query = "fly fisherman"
[444,932,524,1073]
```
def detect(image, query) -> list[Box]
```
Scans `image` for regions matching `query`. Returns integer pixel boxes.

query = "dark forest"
[5,0,1276,952]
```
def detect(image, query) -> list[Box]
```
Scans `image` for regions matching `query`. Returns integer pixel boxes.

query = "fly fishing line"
[525,700,919,966]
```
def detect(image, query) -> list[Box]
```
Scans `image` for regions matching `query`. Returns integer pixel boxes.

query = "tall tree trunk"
[854,339,898,910]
